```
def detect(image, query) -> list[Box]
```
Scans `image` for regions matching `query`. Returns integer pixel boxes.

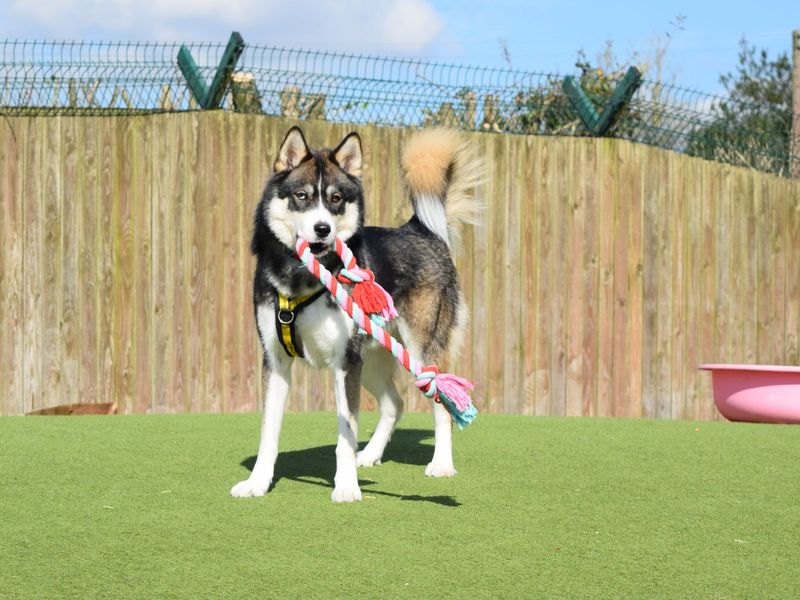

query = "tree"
[687,39,793,175]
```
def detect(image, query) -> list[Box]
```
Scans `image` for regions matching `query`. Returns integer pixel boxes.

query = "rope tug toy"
[296,237,478,429]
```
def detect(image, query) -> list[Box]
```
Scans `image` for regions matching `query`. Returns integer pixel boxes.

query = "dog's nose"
[313,222,332,238]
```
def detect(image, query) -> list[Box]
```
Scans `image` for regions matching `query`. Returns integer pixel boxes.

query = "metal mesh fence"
[2,38,797,177]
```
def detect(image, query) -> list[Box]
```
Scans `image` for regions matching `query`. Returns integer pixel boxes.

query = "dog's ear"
[332,132,362,178]
[274,127,310,172]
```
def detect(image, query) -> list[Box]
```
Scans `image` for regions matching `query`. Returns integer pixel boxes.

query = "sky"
[1,0,798,95]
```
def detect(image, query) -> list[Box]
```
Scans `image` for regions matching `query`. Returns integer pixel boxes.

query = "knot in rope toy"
[333,238,398,323]
[415,365,441,399]
[296,237,478,429]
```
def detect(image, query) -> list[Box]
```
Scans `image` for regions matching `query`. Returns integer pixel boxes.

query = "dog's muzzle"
[308,241,330,255]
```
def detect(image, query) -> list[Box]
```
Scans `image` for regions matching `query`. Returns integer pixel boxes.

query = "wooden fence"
[2,112,799,418]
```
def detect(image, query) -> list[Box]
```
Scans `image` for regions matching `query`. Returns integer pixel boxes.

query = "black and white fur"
[230,127,480,502]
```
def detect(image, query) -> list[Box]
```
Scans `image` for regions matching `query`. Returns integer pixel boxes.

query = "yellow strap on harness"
[275,289,326,358]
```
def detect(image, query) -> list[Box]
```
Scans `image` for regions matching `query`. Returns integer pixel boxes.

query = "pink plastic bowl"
[700,364,800,424]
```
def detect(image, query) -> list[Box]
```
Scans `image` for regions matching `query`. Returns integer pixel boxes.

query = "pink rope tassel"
[434,373,475,413]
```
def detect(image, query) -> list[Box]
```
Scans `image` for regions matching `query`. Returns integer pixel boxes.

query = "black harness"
[274,288,327,358]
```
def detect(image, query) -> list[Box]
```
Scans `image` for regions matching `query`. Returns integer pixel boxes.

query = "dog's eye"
[330,193,343,205]
[294,191,307,201]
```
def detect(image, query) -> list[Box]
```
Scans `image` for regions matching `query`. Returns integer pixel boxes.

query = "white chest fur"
[256,298,355,368]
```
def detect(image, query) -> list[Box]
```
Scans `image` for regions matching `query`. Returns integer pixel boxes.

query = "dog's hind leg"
[424,299,469,478]
[425,401,457,477]
[397,309,459,479]
[331,359,363,503]
[358,349,404,467]
[230,355,291,497]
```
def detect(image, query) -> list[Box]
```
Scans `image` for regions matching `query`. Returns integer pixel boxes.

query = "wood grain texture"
[60,118,81,409]
[187,112,205,413]
[520,136,538,416]
[0,117,23,415]
[78,117,99,407]
[133,116,153,414]
[23,118,43,414]
[152,114,174,413]
[41,116,62,410]
[3,113,800,420]
[596,138,616,417]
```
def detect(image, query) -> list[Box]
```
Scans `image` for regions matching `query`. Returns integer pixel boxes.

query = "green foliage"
[500,75,578,135]
[687,39,794,175]
[421,50,644,137]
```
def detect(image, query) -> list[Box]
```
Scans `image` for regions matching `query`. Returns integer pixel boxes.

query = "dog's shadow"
[240,428,461,507]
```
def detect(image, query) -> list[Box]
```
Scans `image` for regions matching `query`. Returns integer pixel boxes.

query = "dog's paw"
[356,450,382,467]
[331,484,362,503]
[425,462,457,478]
[230,477,271,497]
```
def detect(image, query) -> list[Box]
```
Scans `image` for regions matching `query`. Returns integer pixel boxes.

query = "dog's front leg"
[331,360,362,503]
[230,356,291,497]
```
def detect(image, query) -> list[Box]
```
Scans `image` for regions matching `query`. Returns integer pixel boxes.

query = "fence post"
[792,29,800,178]
[462,91,477,130]
[280,86,301,117]
[231,72,263,113]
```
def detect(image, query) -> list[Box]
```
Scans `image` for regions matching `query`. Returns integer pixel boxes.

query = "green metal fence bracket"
[177,32,245,109]
[563,66,643,136]
[177,46,207,106]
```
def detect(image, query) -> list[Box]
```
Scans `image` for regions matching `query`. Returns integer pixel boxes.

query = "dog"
[230,126,481,502]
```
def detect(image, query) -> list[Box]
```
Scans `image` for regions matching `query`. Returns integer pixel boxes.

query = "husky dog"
[230,126,480,502]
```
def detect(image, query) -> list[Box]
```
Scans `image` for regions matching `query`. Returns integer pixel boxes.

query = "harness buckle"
[277,309,295,325]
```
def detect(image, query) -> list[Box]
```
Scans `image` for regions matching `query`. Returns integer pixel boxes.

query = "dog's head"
[264,127,364,255]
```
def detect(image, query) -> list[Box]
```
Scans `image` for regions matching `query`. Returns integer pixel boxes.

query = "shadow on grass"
[240,428,460,507]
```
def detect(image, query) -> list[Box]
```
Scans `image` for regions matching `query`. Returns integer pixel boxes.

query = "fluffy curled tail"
[401,128,482,251]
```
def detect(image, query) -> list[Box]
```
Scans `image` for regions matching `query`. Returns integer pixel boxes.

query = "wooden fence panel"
[97,119,116,407]
[22,118,43,414]
[2,112,800,420]
[151,113,175,413]
[786,177,800,365]
[0,118,23,415]
[78,116,99,410]
[519,136,538,416]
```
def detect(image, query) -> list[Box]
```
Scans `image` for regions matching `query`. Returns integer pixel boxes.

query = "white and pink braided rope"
[295,237,477,428]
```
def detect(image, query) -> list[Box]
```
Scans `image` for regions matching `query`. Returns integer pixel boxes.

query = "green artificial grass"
[1,412,799,599]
